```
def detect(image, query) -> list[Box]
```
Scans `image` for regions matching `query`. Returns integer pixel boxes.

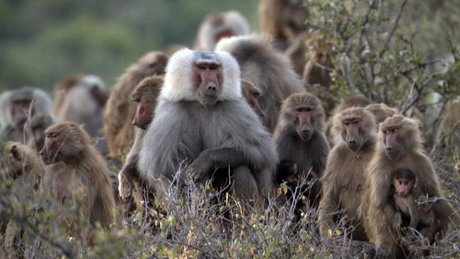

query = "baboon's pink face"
[192,55,223,107]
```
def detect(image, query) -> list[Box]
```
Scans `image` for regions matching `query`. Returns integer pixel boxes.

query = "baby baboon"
[195,11,250,51]
[0,87,54,143]
[138,49,278,207]
[319,107,377,241]
[118,75,163,214]
[216,35,305,131]
[40,122,115,228]
[391,168,441,242]
[104,51,168,157]
[273,93,329,207]
[363,115,459,257]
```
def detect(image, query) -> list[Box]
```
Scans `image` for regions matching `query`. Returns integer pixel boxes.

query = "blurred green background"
[0,0,258,92]
[0,0,458,92]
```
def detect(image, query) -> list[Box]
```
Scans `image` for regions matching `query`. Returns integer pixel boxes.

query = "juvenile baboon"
[194,11,250,51]
[319,107,377,241]
[273,93,329,207]
[391,168,441,242]
[1,142,44,258]
[258,0,309,75]
[54,75,108,138]
[40,122,115,228]
[437,96,460,147]
[1,142,44,201]
[118,75,163,214]
[216,35,306,131]
[363,115,460,257]
[365,103,398,124]
[325,95,372,145]
[241,80,265,119]
[302,40,334,89]
[25,114,55,152]
[138,49,278,206]
[104,51,168,157]
[0,87,54,143]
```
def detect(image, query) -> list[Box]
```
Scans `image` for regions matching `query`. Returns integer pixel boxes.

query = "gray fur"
[215,35,306,131]
[139,97,278,196]
[0,87,54,143]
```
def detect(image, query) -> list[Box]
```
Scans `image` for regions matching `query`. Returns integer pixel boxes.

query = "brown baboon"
[325,95,372,145]
[437,96,460,146]
[138,49,278,206]
[365,103,398,124]
[273,93,329,207]
[104,51,168,157]
[195,11,250,51]
[319,107,377,241]
[0,87,54,143]
[302,41,334,89]
[54,75,108,140]
[1,142,44,258]
[363,115,459,257]
[118,75,163,214]
[40,122,115,228]
[25,114,55,152]
[216,35,306,131]
[391,168,441,242]
[241,80,265,119]
[258,0,309,75]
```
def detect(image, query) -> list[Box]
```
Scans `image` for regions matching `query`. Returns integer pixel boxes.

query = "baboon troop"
[1,4,459,259]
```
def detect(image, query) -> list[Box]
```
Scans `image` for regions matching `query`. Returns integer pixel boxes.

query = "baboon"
[258,0,309,75]
[325,95,372,145]
[241,80,265,119]
[216,35,306,131]
[118,75,163,214]
[25,114,55,152]
[273,93,329,207]
[437,96,460,147]
[363,115,460,257]
[54,75,108,139]
[365,103,398,124]
[391,168,441,242]
[302,40,334,89]
[319,107,377,241]
[138,49,278,206]
[1,142,44,258]
[40,122,115,228]
[0,87,54,143]
[194,11,250,51]
[104,51,168,157]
